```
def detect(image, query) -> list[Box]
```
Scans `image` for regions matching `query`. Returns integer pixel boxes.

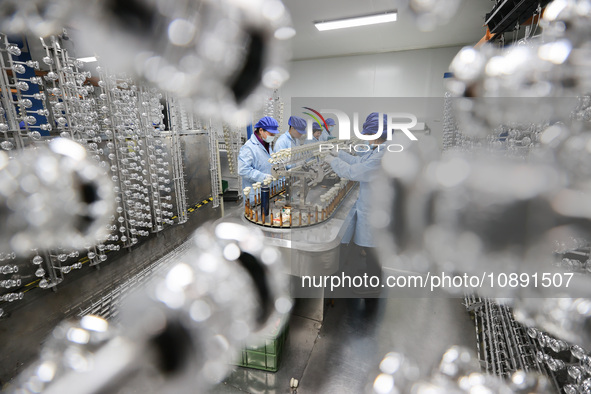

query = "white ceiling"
[283,0,493,60]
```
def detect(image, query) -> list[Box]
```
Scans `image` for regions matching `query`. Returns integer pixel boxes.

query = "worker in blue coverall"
[324,112,387,296]
[320,117,336,141]
[307,121,323,143]
[238,116,279,203]
[274,116,307,152]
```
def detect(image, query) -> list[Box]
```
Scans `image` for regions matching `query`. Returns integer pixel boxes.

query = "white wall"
[279,45,463,141]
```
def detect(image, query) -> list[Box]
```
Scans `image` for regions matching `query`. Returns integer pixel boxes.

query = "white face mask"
[264,134,275,143]
[329,126,334,132]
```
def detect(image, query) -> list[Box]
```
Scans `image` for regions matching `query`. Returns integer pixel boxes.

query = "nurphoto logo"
[302,107,418,153]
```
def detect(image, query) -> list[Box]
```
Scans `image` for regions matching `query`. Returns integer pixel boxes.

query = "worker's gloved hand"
[328,149,339,157]
[323,155,335,165]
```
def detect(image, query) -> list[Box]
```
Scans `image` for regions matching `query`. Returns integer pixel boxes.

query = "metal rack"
[76,240,192,321]
[0,33,48,151]
[208,119,222,208]
[442,91,461,151]
[464,294,560,391]
[218,122,244,201]
[222,123,238,175]
[257,89,284,133]
[0,34,210,311]
[166,95,189,224]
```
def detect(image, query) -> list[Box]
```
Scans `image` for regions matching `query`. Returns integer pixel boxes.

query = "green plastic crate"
[236,318,289,372]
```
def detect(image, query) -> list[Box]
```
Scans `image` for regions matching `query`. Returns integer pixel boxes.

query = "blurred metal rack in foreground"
[464,295,560,391]
[75,241,193,322]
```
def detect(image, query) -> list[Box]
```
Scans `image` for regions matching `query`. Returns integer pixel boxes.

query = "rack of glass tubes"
[464,287,591,394]
[260,89,284,133]
[442,91,462,151]
[219,121,244,198]
[208,119,222,208]
[463,295,562,391]
[0,34,197,316]
[165,95,197,224]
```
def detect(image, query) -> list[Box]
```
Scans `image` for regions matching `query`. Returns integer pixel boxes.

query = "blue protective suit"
[319,129,333,141]
[274,130,300,152]
[274,130,302,170]
[238,133,274,201]
[329,144,385,248]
